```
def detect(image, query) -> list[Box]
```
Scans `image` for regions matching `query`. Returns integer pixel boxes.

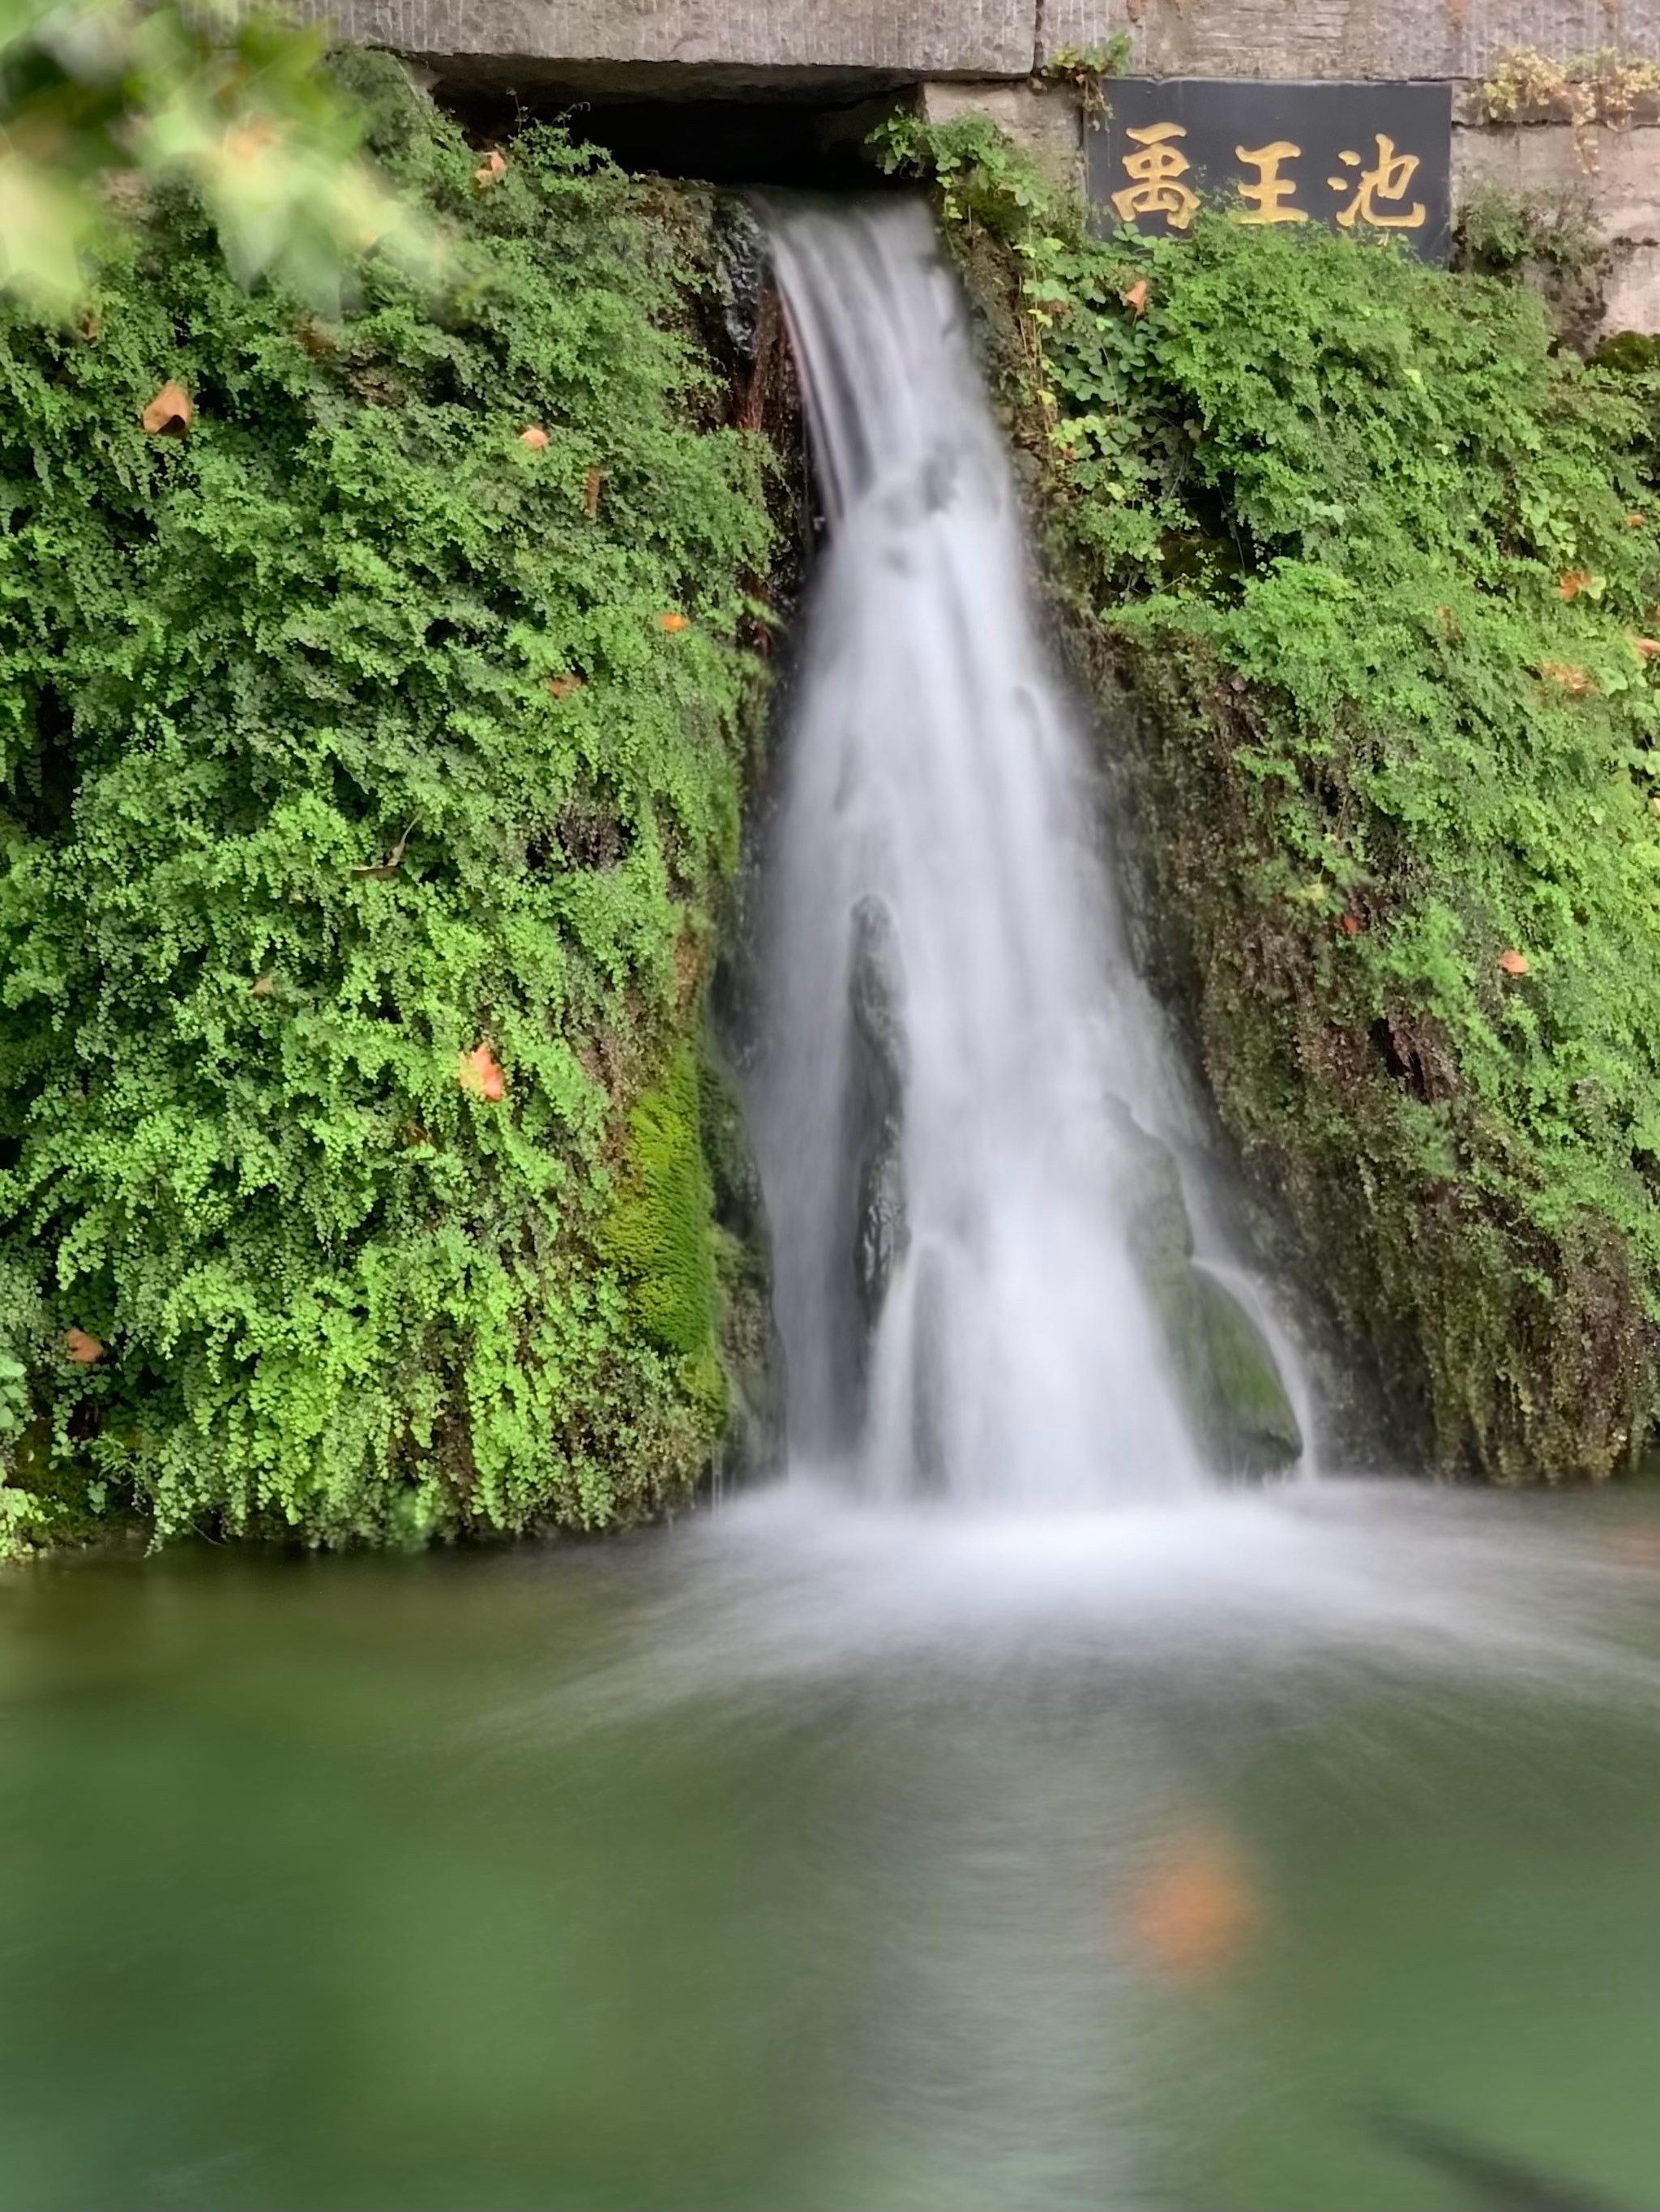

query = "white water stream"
[757,198,1233,1502]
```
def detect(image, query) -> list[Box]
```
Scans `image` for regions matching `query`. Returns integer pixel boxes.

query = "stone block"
[1603,242,1660,332]
[1042,0,1660,86]
[919,78,1084,191]
[1454,121,1660,331]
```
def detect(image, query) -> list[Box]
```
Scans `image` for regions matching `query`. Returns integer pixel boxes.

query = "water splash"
[756,198,1249,1502]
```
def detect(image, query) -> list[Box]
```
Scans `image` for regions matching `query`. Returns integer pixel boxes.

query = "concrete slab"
[303,0,1039,81]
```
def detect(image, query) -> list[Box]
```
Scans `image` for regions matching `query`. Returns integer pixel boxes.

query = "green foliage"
[0,0,433,314]
[875,114,1055,241]
[1478,45,1660,154]
[0,56,772,1547]
[1040,40,1133,109]
[1452,186,1611,350]
[1594,332,1660,488]
[1453,186,1602,278]
[601,1045,718,1363]
[890,118,1660,1473]
[0,1350,24,1436]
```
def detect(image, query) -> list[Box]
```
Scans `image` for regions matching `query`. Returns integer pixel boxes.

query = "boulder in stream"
[1108,1100,1303,1479]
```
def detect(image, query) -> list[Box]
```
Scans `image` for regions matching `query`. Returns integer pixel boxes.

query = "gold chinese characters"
[1328,135,1427,229]
[1110,124,1200,230]
[1110,126,1429,234]
[1234,142,1307,225]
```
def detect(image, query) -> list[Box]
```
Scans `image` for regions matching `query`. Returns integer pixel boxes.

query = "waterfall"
[755,199,1285,1504]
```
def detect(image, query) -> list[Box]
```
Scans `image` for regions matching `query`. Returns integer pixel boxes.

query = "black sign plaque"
[1087,80,1452,262]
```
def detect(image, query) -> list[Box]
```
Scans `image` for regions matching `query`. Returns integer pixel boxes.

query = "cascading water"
[756,197,1273,1505]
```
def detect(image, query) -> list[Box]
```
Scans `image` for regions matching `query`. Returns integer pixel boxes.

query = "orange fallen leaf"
[545,674,584,699]
[473,149,507,188]
[658,612,688,633]
[584,465,604,519]
[1122,277,1149,316]
[1627,513,1646,529]
[223,120,276,165]
[518,425,548,450]
[1633,636,1658,663]
[457,1042,505,1102]
[64,1328,105,1365]
[1125,1829,1258,1982]
[1497,948,1530,977]
[1557,568,1597,601]
[141,380,192,437]
[1339,912,1363,936]
[1538,660,1595,695]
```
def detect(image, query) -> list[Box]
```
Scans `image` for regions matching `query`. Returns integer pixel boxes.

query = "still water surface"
[0,1481,1655,2212]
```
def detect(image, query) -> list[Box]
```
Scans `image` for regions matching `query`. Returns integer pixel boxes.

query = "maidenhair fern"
[0,55,772,1547]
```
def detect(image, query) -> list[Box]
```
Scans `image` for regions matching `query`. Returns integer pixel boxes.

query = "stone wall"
[1045,0,1656,84]
[311,0,1660,329]
[1452,119,1660,332]
[315,0,1658,79]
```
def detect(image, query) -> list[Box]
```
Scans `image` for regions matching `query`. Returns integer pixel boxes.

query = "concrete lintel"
[402,53,920,103]
[302,0,1042,80]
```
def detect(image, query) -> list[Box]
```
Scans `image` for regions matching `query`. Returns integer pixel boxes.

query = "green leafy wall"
[884,117,1660,1476]
[0,57,774,1547]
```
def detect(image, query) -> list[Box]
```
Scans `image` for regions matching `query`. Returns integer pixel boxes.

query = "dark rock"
[700,1041,785,1484]
[847,893,909,1326]
[712,198,769,364]
[856,1140,907,1329]
[909,1243,949,1495]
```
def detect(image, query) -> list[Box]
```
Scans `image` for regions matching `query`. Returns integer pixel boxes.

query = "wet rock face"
[701,1046,786,1485]
[846,893,909,1328]
[1109,1100,1303,1479]
[713,198,768,363]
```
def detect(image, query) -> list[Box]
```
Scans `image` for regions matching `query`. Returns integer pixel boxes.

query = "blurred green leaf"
[0,0,437,314]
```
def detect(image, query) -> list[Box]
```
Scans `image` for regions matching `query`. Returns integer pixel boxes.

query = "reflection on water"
[0,1481,1655,2211]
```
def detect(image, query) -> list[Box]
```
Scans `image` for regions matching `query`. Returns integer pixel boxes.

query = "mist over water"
[758,199,1210,1502]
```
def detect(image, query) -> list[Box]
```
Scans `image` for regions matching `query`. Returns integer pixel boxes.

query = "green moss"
[602,1046,718,1363]
[0,56,774,1547]
[883,115,1660,1475]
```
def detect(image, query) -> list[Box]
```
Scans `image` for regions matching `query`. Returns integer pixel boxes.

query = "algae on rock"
[1111,1100,1302,1479]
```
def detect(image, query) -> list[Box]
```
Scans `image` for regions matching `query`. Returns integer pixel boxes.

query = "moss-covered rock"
[1110,1100,1302,1478]
[700,1042,785,1484]
[1179,1270,1303,1480]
